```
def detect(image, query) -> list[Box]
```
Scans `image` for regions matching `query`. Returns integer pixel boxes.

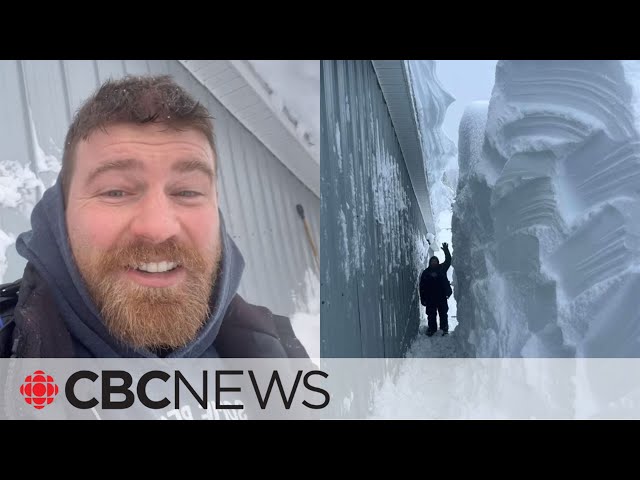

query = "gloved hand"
[442,242,449,251]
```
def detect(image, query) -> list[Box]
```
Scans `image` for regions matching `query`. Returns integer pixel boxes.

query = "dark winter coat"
[0,177,308,359]
[419,248,452,307]
[0,263,308,358]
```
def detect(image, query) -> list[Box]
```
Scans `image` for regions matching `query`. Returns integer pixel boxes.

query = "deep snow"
[289,268,320,359]
[453,60,640,358]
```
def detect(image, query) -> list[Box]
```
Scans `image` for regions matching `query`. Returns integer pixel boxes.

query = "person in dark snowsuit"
[419,242,452,336]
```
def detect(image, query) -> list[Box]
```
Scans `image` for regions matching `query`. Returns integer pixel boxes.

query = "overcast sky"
[435,60,498,147]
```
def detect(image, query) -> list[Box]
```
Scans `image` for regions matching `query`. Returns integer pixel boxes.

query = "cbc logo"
[20,370,59,410]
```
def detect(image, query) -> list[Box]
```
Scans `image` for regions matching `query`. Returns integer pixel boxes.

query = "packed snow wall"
[321,60,435,357]
[453,60,640,357]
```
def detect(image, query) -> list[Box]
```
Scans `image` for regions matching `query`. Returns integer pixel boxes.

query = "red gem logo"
[19,370,59,410]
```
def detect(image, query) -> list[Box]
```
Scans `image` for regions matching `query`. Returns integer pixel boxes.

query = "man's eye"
[176,191,202,197]
[104,191,126,197]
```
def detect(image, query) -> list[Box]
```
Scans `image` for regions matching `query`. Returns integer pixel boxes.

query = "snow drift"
[453,60,640,357]
[408,61,459,252]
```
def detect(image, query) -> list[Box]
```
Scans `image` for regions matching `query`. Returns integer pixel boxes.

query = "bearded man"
[0,75,308,359]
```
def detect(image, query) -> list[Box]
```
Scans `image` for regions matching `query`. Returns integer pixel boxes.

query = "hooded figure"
[419,242,452,336]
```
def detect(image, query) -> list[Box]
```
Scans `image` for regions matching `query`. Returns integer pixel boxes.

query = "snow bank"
[289,268,320,359]
[453,60,640,357]
[0,230,16,283]
[0,110,61,283]
[0,158,51,283]
[408,60,458,251]
[0,160,44,213]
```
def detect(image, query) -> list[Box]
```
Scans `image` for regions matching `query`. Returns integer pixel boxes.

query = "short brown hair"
[61,74,216,201]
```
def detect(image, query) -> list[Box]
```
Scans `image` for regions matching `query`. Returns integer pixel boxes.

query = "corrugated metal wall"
[321,60,431,358]
[0,60,319,317]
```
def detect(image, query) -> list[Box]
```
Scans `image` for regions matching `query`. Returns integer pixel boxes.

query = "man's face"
[429,257,439,268]
[66,123,221,350]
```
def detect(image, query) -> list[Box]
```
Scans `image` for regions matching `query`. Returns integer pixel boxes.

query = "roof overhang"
[180,60,319,197]
[372,60,436,236]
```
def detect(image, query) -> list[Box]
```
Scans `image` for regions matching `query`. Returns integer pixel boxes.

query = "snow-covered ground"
[367,357,640,419]
[289,268,320,359]
[408,330,464,358]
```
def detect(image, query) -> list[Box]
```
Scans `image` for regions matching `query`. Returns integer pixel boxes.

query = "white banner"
[2,359,639,419]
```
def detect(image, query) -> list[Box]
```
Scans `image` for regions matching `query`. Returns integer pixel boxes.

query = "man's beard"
[74,238,221,351]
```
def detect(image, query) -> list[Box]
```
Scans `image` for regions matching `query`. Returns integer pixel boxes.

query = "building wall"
[0,60,319,317]
[321,60,432,358]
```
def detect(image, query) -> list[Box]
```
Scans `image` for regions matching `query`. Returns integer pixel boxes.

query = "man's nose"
[129,190,180,244]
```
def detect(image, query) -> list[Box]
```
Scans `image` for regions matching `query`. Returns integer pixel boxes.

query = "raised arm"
[442,243,451,271]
